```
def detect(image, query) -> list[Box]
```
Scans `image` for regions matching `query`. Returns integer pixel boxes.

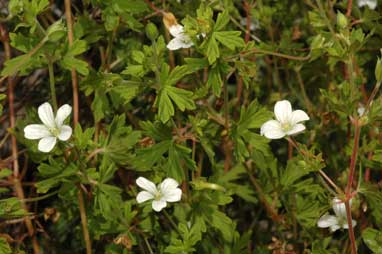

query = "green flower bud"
[146,22,158,41]
[336,12,348,29]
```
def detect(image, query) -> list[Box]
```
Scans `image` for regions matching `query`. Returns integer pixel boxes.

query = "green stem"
[47,57,58,112]
[77,187,92,254]
[143,235,154,254]
[295,67,313,115]
[227,48,310,62]
[286,137,343,194]
[223,80,229,129]
[162,210,180,235]
[23,190,59,202]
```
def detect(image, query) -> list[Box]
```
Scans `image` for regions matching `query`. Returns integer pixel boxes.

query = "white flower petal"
[329,224,341,232]
[180,40,193,48]
[167,37,193,50]
[286,123,306,136]
[358,0,377,9]
[38,102,55,128]
[159,178,179,192]
[317,214,338,228]
[167,24,193,50]
[38,136,57,153]
[152,199,167,212]
[291,110,309,125]
[274,100,292,124]
[167,38,184,50]
[136,191,154,203]
[163,188,182,202]
[169,24,184,37]
[260,120,285,139]
[136,177,157,194]
[55,104,72,127]
[24,124,51,140]
[357,106,365,116]
[343,219,357,229]
[58,125,72,141]
[332,197,347,218]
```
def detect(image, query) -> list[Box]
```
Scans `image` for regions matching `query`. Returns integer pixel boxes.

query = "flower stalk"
[162,209,180,235]
[64,0,79,127]
[47,57,58,112]
[345,119,361,254]
[64,1,89,253]
[77,187,92,254]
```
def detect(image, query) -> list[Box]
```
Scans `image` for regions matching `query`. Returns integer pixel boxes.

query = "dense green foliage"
[1,0,382,253]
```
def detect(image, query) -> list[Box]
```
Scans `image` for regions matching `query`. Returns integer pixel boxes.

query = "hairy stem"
[344,120,360,254]
[346,122,360,194]
[345,201,357,254]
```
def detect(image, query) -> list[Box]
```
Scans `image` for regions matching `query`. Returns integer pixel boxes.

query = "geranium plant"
[0,0,382,254]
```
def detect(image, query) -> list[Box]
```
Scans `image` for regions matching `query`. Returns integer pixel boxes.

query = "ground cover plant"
[1,0,382,253]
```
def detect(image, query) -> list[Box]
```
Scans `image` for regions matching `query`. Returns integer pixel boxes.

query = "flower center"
[49,127,60,137]
[154,191,163,201]
[281,122,292,132]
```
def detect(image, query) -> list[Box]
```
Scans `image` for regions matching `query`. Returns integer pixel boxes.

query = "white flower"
[24,102,72,153]
[357,105,365,116]
[317,197,357,232]
[136,177,182,212]
[260,100,310,139]
[167,24,194,51]
[240,17,259,31]
[358,0,377,9]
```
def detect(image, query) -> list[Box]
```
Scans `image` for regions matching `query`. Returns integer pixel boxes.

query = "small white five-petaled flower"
[358,0,377,9]
[260,100,310,139]
[136,177,182,212]
[167,24,194,51]
[24,102,72,153]
[240,17,260,31]
[317,197,357,232]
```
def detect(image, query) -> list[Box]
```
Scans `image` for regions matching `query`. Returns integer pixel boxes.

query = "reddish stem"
[345,201,357,254]
[346,122,360,194]
[346,0,353,17]
[345,120,361,254]
[288,140,293,159]
[245,164,283,223]
[64,2,91,254]
[144,0,162,14]
[64,0,79,127]
[244,1,251,43]
[0,24,40,254]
